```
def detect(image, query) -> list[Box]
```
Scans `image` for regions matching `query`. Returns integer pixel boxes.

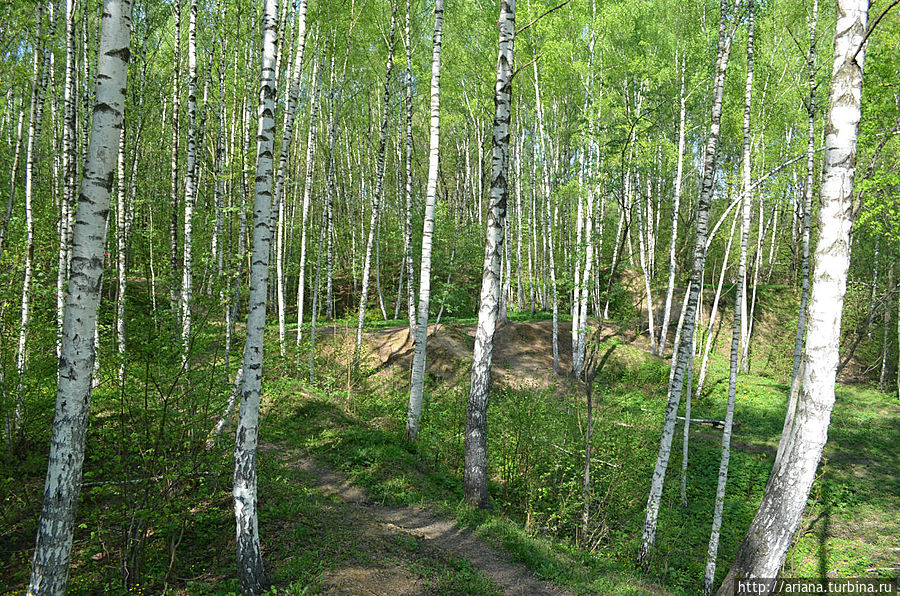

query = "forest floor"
[1,299,898,595]
[265,444,572,595]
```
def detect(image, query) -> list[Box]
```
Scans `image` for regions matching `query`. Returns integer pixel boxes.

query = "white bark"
[533,60,558,371]
[659,58,686,356]
[27,2,132,592]
[638,0,740,567]
[115,126,127,382]
[406,0,443,441]
[403,0,416,338]
[233,0,279,591]
[354,13,397,366]
[464,0,514,507]
[274,0,309,358]
[296,42,325,349]
[696,211,739,396]
[0,110,24,257]
[169,0,181,315]
[14,3,48,437]
[704,4,753,588]
[718,0,868,589]
[180,0,199,362]
[784,0,818,464]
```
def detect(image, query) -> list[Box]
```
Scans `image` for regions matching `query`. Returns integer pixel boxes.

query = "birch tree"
[354,12,397,367]
[296,42,325,352]
[406,0,443,442]
[180,0,199,361]
[274,0,309,358]
[703,3,753,589]
[14,2,48,438]
[718,0,869,589]
[638,0,741,567]
[464,0,514,508]
[233,0,279,590]
[27,1,133,591]
[780,0,818,475]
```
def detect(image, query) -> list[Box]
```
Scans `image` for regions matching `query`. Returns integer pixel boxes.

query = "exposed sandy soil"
[270,446,573,595]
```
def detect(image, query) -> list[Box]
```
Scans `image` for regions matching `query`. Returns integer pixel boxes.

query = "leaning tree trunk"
[703,4,753,589]
[464,0,514,508]
[233,0,279,591]
[638,0,740,568]
[354,13,397,368]
[27,2,133,592]
[405,0,443,442]
[779,0,818,478]
[717,1,868,590]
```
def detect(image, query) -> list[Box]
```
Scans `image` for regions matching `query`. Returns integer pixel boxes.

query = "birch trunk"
[27,2,132,591]
[115,127,127,382]
[169,0,181,315]
[274,0,309,358]
[296,43,325,350]
[718,1,868,588]
[233,0,279,591]
[879,268,891,390]
[405,0,443,441]
[180,0,199,361]
[354,13,397,367]
[638,0,740,567]
[704,5,753,588]
[696,211,739,396]
[659,58,686,356]
[14,2,47,437]
[533,61,558,371]
[784,0,818,466]
[464,0,514,507]
[0,111,24,257]
[403,0,416,339]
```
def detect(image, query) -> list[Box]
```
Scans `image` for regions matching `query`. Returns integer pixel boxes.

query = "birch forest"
[1,0,899,594]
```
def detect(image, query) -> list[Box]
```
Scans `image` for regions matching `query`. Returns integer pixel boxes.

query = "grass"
[2,305,897,594]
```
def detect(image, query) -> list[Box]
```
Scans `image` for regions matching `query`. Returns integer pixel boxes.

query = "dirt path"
[274,447,573,595]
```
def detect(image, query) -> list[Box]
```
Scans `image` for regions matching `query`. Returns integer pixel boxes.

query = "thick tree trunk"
[233,0,279,591]
[406,0,443,441]
[464,0,514,507]
[27,2,132,592]
[718,1,868,589]
[638,0,740,567]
